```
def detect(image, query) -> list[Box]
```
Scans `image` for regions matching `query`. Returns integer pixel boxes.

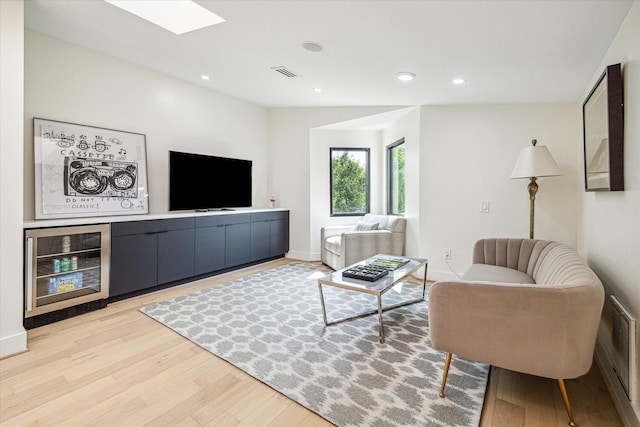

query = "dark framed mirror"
[583,63,624,191]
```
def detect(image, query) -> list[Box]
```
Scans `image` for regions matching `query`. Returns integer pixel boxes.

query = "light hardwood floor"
[1,258,622,427]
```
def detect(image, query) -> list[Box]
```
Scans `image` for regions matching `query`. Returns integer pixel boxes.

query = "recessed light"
[104,0,225,35]
[397,72,416,82]
[313,87,322,93]
[302,41,324,52]
[453,78,466,85]
[201,74,210,80]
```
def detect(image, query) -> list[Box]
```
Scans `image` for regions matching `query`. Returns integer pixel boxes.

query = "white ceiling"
[24,0,633,108]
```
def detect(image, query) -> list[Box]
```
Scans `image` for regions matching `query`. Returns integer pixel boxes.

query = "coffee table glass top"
[318,254,427,294]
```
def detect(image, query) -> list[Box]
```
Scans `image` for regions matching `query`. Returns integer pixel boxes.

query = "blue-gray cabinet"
[250,219,271,261]
[157,224,196,285]
[270,214,289,256]
[250,211,289,261]
[194,213,252,273]
[110,210,289,299]
[110,218,195,297]
[110,231,157,296]
[226,223,252,267]
[195,217,226,275]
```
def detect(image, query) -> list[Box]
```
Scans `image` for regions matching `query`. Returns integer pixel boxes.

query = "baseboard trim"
[595,337,640,427]
[427,269,463,282]
[286,251,319,262]
[0,329,28,359]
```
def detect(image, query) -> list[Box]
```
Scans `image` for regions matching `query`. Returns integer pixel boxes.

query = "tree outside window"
[330,148,370,216]
[387,139,405,215]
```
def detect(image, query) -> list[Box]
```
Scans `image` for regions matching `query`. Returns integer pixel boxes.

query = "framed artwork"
[34,118,149,219]
[582,63,624,191]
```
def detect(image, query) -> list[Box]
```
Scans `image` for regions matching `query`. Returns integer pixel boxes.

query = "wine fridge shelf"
[36,248,100,259]
[36,265,101,280]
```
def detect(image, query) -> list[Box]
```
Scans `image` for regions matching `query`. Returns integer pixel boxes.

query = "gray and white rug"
[140,262,489,427]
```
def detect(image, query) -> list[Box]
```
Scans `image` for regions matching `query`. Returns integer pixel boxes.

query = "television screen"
[169,151,252,211]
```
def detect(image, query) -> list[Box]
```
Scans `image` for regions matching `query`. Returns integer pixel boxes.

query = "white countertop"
[23,207,288,229]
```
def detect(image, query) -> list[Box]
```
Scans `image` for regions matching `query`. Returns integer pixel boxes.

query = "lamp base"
[528,177,538,239]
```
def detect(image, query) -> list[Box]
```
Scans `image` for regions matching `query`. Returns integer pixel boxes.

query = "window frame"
[329,147,371,217]
[387,138,405,216]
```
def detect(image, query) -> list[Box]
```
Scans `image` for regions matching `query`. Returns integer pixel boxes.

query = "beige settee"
[320,214,406,270]
[428,238,604,427]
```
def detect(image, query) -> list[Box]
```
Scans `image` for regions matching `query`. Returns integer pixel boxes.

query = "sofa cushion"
[533,244,601,286]
[362,214,405,232]
[472,238,554,276]
[354,221,379,231]
[462,263,535,284]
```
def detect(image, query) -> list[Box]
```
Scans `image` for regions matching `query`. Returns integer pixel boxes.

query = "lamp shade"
[511,144,562,179]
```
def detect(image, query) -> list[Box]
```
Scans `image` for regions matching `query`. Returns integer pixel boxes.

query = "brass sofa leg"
[557,378,577,427]
[439,352,453,398]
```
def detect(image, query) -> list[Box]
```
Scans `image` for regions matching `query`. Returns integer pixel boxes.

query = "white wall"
[0,0,27,357]
[382,108,421,258]
[419,104,580,279]
[579,2,640,424]
[24,31,270,219]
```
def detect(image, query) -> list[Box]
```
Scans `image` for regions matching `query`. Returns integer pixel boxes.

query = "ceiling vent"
[272,66,300,78]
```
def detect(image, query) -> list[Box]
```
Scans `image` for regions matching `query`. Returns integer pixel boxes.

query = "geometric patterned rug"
[140,262,489,427]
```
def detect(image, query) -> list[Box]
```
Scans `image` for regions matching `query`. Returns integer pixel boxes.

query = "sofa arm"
[341,230,400,266]
[321,225,354,242]
[428,280,603,379]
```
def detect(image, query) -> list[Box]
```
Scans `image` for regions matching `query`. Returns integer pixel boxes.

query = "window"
[387,139,405,215]
[330,148,370,216]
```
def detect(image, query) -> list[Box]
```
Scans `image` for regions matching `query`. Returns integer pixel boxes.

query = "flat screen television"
[169,150,252,211]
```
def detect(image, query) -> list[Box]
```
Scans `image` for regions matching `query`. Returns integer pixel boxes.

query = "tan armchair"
[428,238,605,427]
[320,214,406,270]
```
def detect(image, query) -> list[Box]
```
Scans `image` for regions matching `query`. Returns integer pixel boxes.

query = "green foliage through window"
[388,140,405,215]
[330,148,370,216]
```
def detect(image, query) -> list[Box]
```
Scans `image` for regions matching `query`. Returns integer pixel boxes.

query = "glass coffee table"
[317,254,428,343]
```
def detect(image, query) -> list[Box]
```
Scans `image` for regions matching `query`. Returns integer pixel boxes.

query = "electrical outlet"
[443,248,452,260]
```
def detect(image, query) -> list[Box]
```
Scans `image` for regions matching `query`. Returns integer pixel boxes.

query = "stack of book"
[368,257,409,271]
[342,265,389,282]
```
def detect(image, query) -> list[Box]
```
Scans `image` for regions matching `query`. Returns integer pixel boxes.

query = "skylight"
[104,0,225,35]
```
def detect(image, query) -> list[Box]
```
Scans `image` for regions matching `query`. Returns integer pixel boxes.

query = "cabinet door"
[270,218,289,256]
[225,223,251,267]
[250,220,271,261]
[110,233,158,297]
[157,229,195,284]
[195,225,225,275]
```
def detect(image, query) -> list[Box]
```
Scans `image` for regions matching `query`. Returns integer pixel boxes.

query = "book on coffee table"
[368,257,410,271]
[342,265,389,282]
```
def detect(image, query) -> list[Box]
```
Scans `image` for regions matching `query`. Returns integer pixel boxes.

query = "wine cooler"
[24,224,110,327]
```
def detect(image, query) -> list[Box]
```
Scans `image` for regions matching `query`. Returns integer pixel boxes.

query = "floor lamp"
[510,139,562,239]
